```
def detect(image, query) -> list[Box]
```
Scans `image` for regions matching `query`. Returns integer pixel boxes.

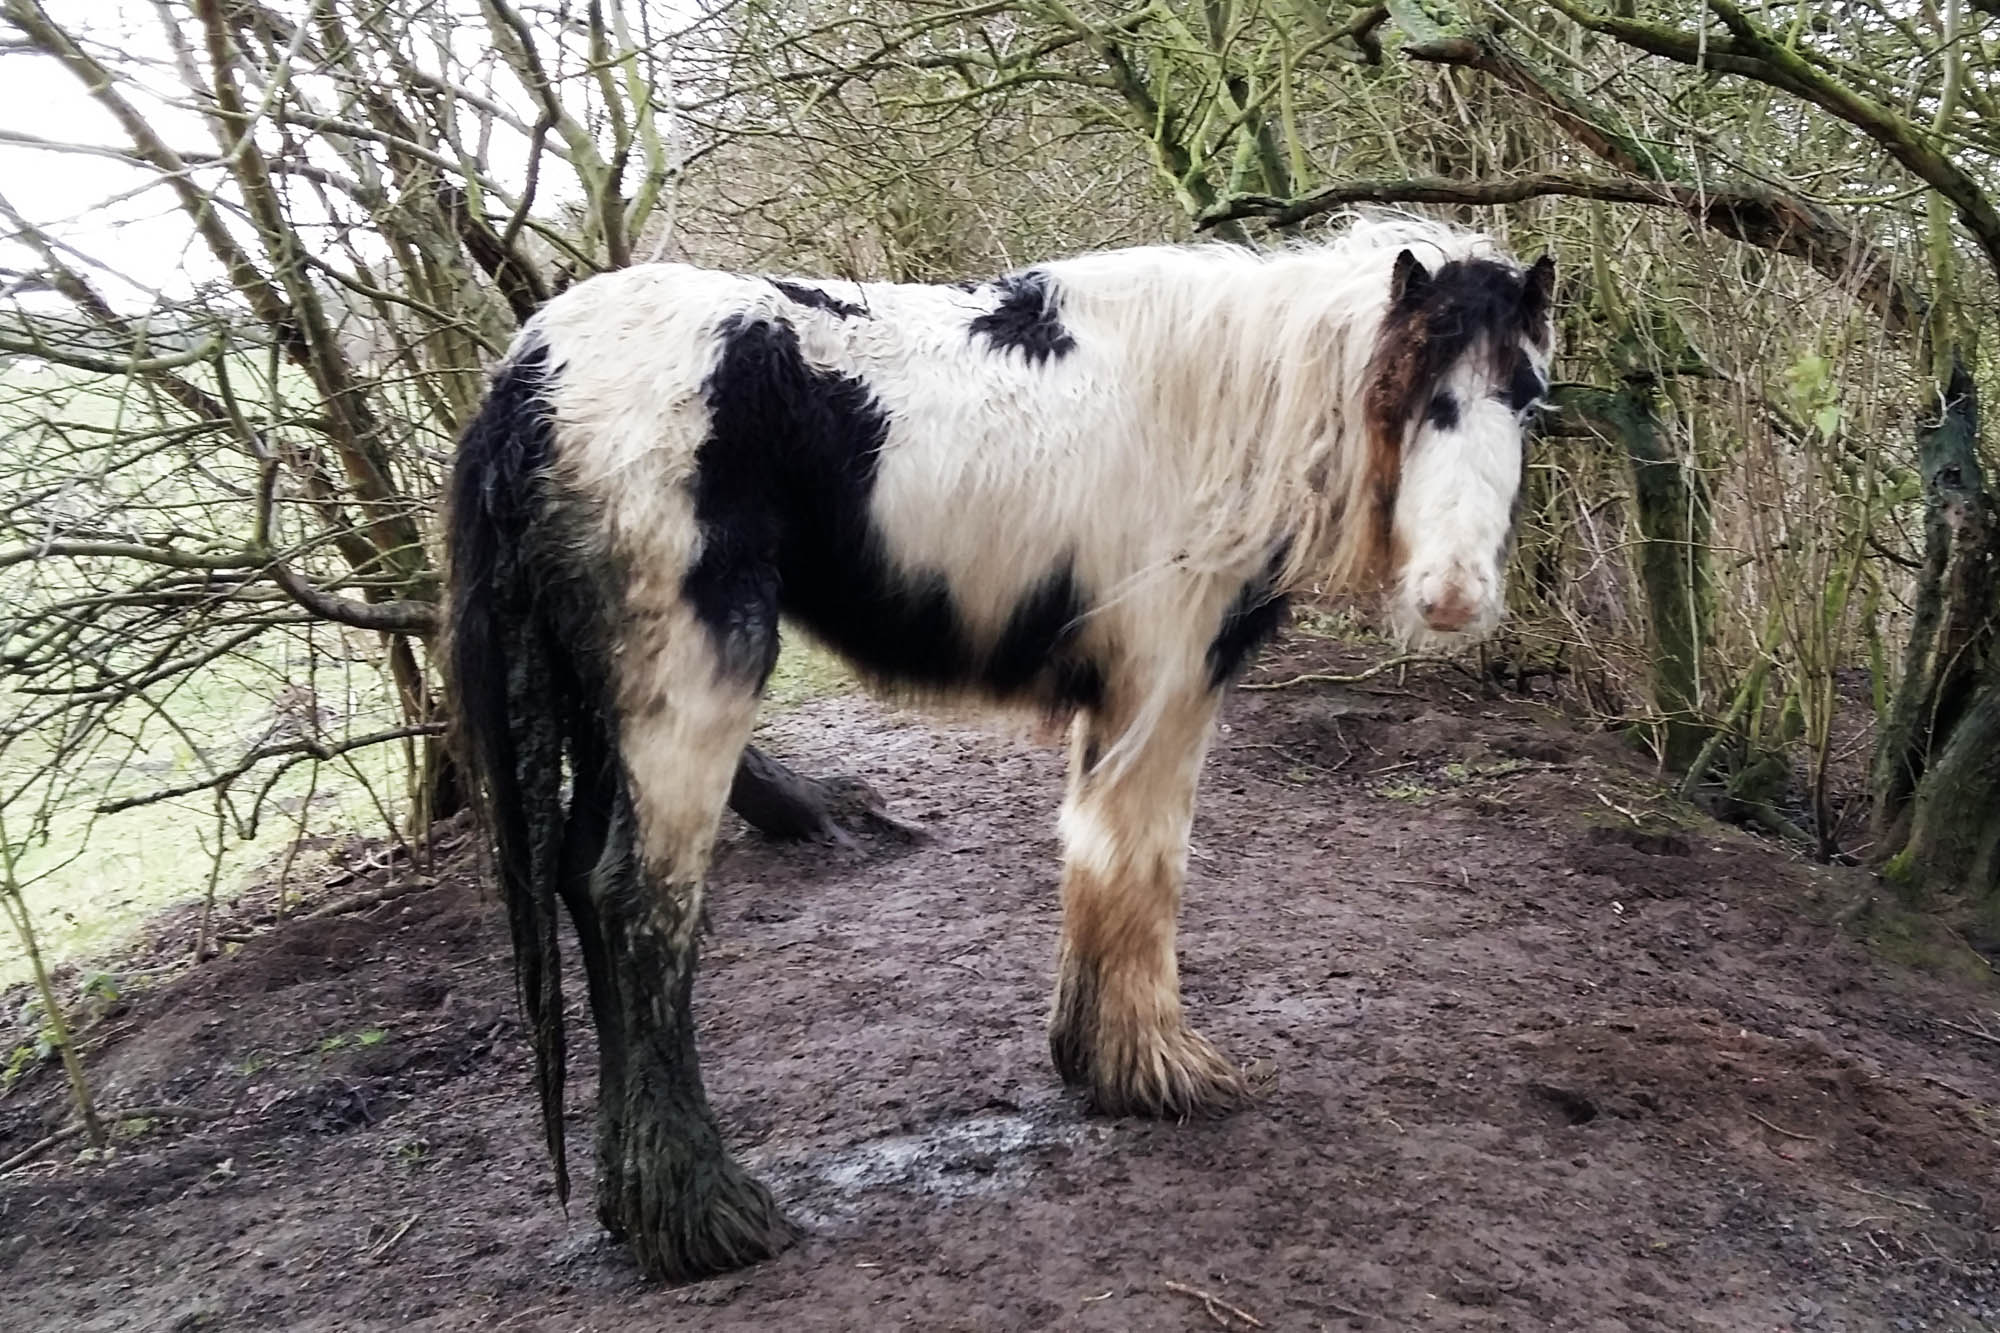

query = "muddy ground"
[4,637,1999,1332]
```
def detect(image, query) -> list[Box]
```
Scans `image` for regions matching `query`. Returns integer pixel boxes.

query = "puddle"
[761,1106,1091,1225]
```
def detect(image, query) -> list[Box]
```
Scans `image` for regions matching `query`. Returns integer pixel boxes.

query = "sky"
[0,0,634,315]
[0,1,224,306]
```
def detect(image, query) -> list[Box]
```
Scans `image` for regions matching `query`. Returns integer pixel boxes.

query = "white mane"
[1039,215,1504,601]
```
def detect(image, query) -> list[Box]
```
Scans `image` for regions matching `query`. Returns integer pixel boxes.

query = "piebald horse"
[446,216,1555,1280]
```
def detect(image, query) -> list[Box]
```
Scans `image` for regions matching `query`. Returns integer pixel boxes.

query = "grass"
[2,615,409,987]
[2,720,405,988]
[0,360,423,988]
[762,634,856,709]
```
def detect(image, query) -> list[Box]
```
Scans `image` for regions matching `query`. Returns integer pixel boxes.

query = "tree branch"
[1545,0,2000,284]
[1202,170,1918,332]
[95,724,448,815]
[1363,20,1925,334]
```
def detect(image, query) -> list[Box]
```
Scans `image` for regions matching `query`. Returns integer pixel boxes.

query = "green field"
[0,360,404,986]
[0,635,855,989]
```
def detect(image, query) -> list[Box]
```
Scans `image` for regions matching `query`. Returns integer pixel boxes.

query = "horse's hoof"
[1057,1022,1248,1119]
[601,1148,798,1282]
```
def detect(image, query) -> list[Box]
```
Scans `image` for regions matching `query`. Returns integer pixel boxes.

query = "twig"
[1241,654,1467,691]
[1593,790,1644,825]
[369,1213,419,1261]
[95,725,447,815]
[1920,1075,1978,1100]
[1935,1017,2000,1047]
[1848,1181,1931,1212]
[1746,1110,1818,1142]
[1164,1279,1264,1329]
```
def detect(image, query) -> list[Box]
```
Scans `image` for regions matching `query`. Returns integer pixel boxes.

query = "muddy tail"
[444,340,610,1203]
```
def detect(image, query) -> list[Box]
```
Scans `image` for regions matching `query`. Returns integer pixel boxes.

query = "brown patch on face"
[1359,260,1427,586]
[1360,330,1424,584]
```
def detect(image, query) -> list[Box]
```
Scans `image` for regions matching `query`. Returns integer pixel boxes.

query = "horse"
[444,215,1556,1281]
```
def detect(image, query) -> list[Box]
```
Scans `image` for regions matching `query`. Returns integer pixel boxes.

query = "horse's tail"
[444,338,600,1202]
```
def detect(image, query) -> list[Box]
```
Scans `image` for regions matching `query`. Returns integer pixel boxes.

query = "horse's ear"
[1520,254,1556,327]
[1390,249,1431,310]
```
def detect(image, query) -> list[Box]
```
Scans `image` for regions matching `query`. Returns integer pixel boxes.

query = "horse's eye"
[1425,391,1460,431]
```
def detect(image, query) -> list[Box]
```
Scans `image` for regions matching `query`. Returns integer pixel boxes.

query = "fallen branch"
[369,1213,420,1261]
[1848,1181,1932,1212]
[110,1104,232,1122]
[1935,1017,2000,1048]
[1241,654,1466,691]
[0,1103,228,1174]
[0,1125,84,1174]
[1321,1295,1380,1322]
[1164,1279,1265,1329]
[302,877,436,921]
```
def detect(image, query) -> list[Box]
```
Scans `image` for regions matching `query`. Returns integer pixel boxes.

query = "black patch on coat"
[690,315,1098,704]
[987,563,1103,709]
[1206,545,1292,689]
[1426,390,1460,431]
[969,270,1076,365]
[769,279,867,319]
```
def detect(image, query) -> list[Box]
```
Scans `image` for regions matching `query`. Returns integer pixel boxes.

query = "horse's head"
[1364,248,1555,645]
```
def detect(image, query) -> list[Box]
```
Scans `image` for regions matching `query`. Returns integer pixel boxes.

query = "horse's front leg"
[1048,689,1244,1117]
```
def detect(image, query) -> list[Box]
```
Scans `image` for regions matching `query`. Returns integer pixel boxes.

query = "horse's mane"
[1044,214,1506,604]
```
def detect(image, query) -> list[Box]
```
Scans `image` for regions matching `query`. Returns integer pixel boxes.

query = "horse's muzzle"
[1418,584,1478,634]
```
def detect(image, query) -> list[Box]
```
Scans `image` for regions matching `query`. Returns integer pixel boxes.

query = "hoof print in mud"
[1527,1082,1600,1127]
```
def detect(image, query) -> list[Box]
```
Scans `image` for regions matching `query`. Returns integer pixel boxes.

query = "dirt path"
[4,640,1998,1332]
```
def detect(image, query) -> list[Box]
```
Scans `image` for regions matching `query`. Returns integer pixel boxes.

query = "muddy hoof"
[601,1154,798,1283]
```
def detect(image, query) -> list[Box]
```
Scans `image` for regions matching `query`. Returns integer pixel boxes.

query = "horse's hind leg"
[1048,690,1245,1117]
[564,587,792,1280]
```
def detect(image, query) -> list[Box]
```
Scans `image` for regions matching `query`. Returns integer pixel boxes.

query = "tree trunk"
[1558,377,1711,767]
[1892,669,2000,941]
[1869,360,1995,865]
[1628,398,1711,770]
